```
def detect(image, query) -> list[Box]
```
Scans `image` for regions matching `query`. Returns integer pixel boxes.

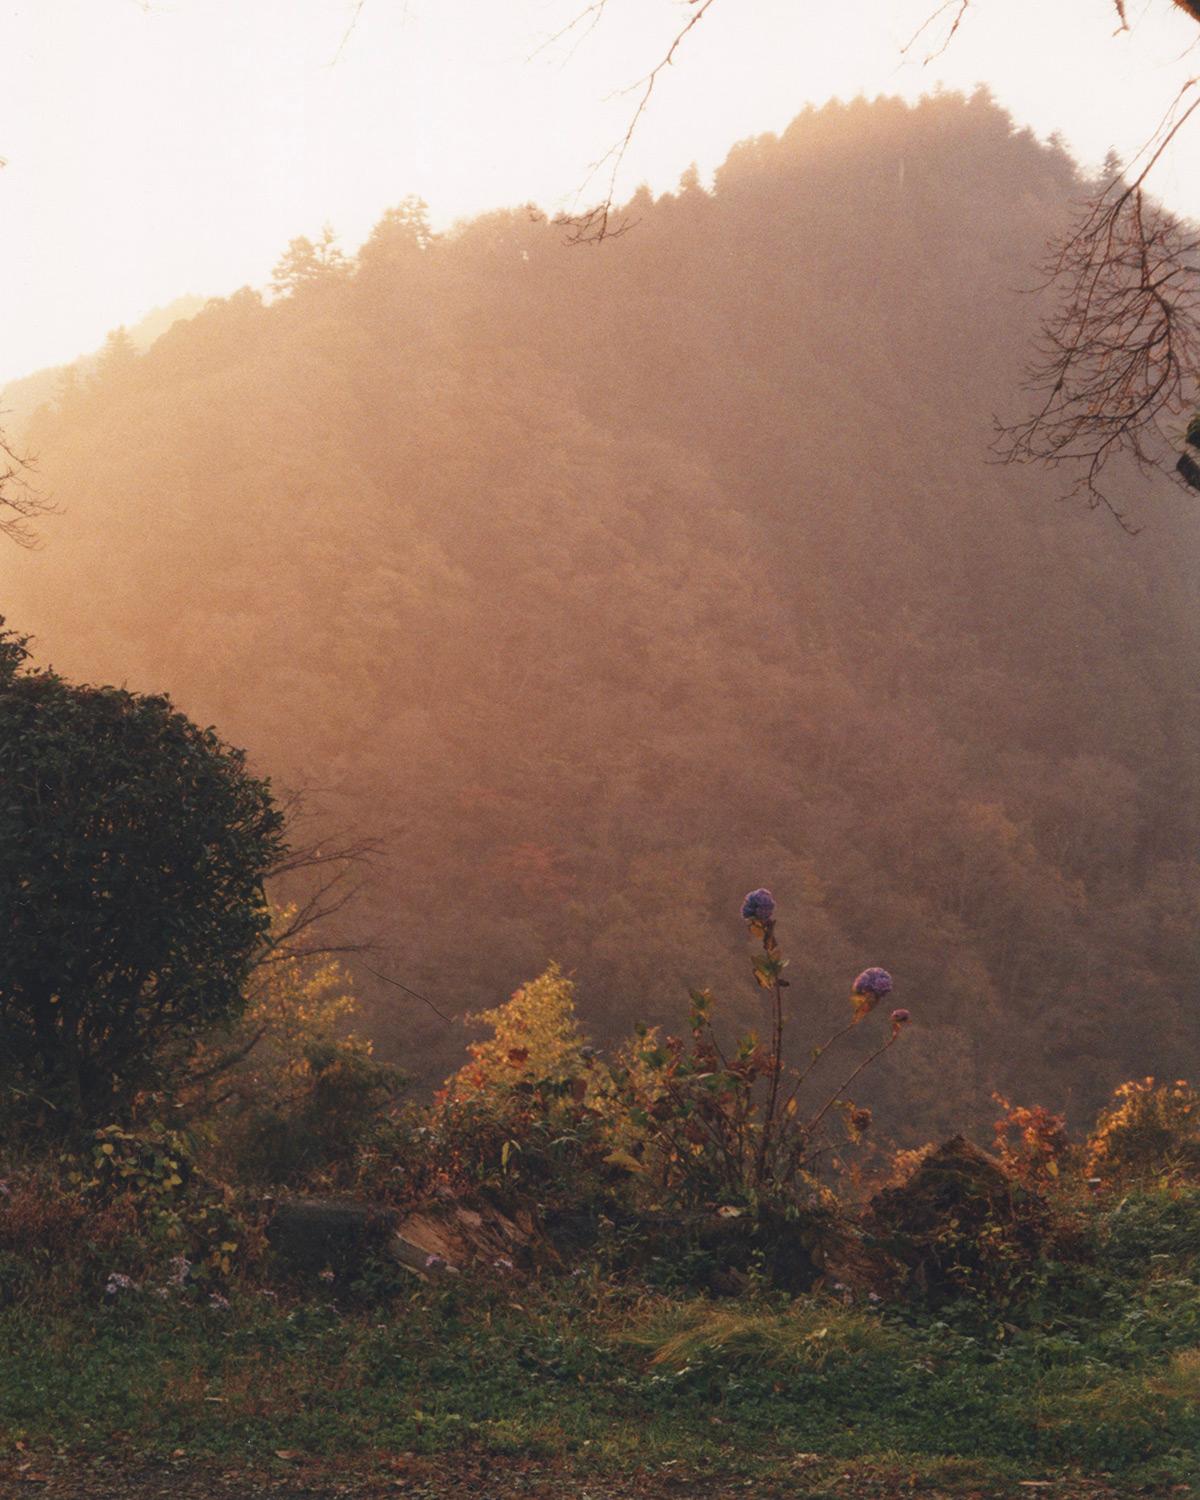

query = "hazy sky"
[2,0,1197,383]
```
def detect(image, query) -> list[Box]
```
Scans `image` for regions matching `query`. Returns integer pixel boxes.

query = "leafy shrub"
[56,1122,264,1289]
[0,619,284,1126]
[428,966,617,1210]
[2,1117,261,1298]
[864,1134,1057,1312]
[0,1173,135,1303]
[228,1043,401,1188]
[992,1094,1073,1189]
[418,893,907,1289]
[1095,1185,1200,1275]
[1087,1078,1200,1186]
[187,922,403,1187]
[443,963,591,1100]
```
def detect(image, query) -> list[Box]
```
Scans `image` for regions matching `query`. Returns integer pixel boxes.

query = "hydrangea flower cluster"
[741,888,776,923]
[852,967,893,998]
[891,1008,911,1025]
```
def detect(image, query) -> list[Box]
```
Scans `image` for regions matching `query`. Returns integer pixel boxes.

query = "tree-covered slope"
[5,91,1198,1133]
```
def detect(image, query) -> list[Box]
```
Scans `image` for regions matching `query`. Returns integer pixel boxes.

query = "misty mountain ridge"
[1,295,206,440]
[5,89,1199,1138]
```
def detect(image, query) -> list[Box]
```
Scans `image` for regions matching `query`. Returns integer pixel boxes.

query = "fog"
[4,92,1199,1136]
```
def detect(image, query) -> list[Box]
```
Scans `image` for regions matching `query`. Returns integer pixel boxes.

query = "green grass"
[1,1190,1198,1493]
[0,1284,1195,1489]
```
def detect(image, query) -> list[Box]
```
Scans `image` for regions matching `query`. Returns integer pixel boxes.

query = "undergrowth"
[0,1188,1197,1491]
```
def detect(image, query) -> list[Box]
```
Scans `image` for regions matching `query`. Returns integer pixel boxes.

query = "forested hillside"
[5,89,1199,1137]
[1,295,205,437]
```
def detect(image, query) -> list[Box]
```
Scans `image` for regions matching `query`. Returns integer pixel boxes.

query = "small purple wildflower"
[741,888,776,923]
[104,1271,139,1298]
[852,967,893,999]
[890,1008,911,1026]
[166,1255,192,1288]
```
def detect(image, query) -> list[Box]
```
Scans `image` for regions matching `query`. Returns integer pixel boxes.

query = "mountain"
[4,90,1198,1136]
[1,296,206,439]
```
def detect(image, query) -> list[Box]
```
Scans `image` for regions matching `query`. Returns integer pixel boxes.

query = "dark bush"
[864,1135,1055,1309]
[0,618,285,1125]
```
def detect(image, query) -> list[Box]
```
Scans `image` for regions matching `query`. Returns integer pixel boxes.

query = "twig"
[900,0,972,64]
[360,963,456,1025]
[558,0,719,243]
[806,1033,900,1139]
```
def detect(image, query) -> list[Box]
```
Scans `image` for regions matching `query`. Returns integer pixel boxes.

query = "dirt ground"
[0,1454,1163,1500]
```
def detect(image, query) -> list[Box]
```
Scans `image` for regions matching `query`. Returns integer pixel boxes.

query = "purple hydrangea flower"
[741,888,776,923]
[852,967,893,998]
[890,1008,911,1025]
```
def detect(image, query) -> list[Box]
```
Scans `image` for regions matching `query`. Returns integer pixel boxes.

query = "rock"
[267,1197,398,1279]
[269,1195,538,1284]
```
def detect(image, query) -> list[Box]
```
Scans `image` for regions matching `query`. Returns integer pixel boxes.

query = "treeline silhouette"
[5,89,1200,1137]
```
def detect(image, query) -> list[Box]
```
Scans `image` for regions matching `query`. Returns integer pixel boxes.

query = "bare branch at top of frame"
[528,1,610,66]
[994,87,1200,529]
[556,0,719,244]
[901,0,973,64]
[331,0,368,65]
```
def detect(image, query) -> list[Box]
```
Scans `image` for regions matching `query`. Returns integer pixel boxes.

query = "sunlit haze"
[2,0,1198,382]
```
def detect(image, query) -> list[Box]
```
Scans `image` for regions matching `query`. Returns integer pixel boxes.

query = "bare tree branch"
[183,1023,269,1085]
[359,962,457,1026]
[0,150,53,548]
[910,0,1190,54]
[901,0,973,64]
[332,0,368,64]
[0,430,56,549]
[555,0,719,243]
[995,85,1200,528]
[528,1,609,66]
[261,786,385,963]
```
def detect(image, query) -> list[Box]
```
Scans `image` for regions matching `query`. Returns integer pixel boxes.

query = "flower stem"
[805,1031,899,1139]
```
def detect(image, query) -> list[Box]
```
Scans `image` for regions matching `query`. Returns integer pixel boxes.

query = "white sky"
[2,0,1198,382]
